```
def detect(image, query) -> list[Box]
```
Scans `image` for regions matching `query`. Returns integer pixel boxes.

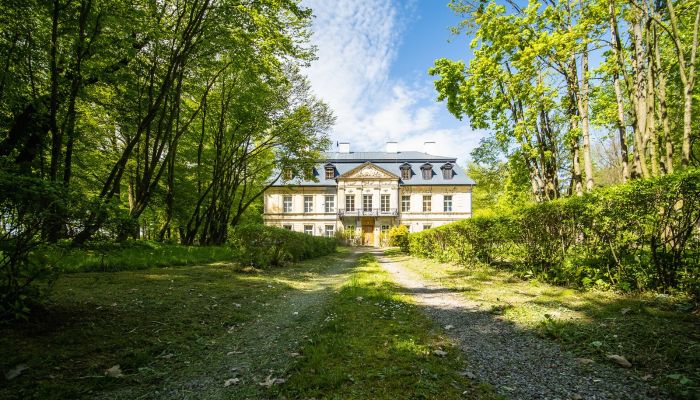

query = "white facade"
[263,150,474,246]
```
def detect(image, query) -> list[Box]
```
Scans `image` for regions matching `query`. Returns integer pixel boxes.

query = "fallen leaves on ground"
[5,364,28,380]
[606,354,632,368]
[104,365,124,378]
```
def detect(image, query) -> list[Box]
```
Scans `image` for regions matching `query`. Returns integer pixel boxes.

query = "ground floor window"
[346,225,355,232]
[283,224,293,230]
[381,225,389,233]
[422,224,432,231]
[304,225,314,235]
[325,225,335,237]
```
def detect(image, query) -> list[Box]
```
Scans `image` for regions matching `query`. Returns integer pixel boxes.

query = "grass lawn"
[387,250,700,399]
[276,253,500,400]
[42,241,239,273]
[0,249,348,399]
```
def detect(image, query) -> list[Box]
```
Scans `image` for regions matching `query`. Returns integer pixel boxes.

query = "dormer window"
[283,168,293,180]
[420,163,433,180]
[400,163,412,180]
[441,162,454,180]
[324,163,335,180]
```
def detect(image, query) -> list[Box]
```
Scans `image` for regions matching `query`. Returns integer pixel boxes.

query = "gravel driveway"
[375,249,662,400]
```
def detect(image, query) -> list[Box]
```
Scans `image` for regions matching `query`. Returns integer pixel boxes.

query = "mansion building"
[263,142,475,246]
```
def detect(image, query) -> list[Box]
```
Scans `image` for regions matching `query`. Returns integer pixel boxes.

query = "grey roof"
[273,151,475,187]
[324,151,454,162]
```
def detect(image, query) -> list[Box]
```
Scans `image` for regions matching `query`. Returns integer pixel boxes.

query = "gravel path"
[375,249,662,400]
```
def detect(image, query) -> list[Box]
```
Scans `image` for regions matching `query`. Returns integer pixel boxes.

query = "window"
[401,195,410,212]
[346,225,355,232]
[400,163,412,180]
[324,195,335,213]
[441,163,454,180]
[304,195,313,213]
[422,195,432,212]
[325,164,335,180]
[443,195,453,212]
[325,225,335,237]
[421,163,433,180]
[304,225,314,235]
[423,224,432,231]
[283,196,292,213]
[283,168,293,180]
[345,195,355,211]
[380,194,390,212]
[363,194,373,211]
[283,224,293,230]
[381,225,389,233]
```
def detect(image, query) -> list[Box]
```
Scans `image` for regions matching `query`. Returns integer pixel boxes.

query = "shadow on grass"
[385,251,700,399]
[0,251,353,400]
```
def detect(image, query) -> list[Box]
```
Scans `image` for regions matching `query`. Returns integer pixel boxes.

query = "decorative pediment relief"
[338,162,398,180]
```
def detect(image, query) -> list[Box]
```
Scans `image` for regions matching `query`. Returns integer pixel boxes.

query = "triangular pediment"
[338,162,399,180]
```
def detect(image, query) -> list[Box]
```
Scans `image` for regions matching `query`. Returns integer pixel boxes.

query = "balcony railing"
[337,208,398,217]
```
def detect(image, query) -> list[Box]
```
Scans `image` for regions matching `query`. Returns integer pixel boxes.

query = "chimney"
[338,142,350,153]
[386,141,398,153]
[423,141,436,155]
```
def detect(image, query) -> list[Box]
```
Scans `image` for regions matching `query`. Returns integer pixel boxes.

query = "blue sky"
[302,0,485,165]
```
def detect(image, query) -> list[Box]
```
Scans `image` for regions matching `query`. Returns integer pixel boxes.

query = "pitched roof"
[273,150,475,187]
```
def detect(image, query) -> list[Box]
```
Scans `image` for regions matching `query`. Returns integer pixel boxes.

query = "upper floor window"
[283,196,293,213]
[380,194,390,212]
[422,195,432,212]
[401,195,410,212]
[441,163,454,180]
[421,163,433,180]
[345,195,355,211]
[304,195,313,213]
[283,168,293,181]
[363,194,373,210]
[400,163,412,180]
[444,195,453,212]
[325,163,335,180]
[325,195,335,213]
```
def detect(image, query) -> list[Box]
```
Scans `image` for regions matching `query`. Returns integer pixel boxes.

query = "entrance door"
[362,224,374,246]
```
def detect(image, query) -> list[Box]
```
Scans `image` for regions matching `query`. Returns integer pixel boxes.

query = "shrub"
[231,225,338,267]
[387,225,409,251]
[406,169,700,296]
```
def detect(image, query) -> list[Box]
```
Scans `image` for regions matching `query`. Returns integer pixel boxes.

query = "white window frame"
[363,194,373,211]
[324,195,335,213]
[345,195,355,211]
[304,225,314,235]
[401,195,410,212]
[422,195,432,212]
[324,225,335,237]
[304,195,313,213]
[423,224,432,231]
[380,194,390,212]
[443,195,453,212]
[283,196,292,213]
[283,224,293,230]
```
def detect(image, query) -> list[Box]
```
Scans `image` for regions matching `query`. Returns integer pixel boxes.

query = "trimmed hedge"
[408,169,700,296]
[232,225,338,267]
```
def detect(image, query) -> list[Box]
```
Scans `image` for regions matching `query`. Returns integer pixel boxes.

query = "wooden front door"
[362,224,374,246]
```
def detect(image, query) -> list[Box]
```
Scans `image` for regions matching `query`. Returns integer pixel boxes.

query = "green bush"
[407,169,700,296]
[387,225,409,251]
[231,225,338,267]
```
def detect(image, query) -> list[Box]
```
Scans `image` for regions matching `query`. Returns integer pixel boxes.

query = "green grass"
[0,250,348,399]
[41,241,239,272]
[390,252,700,399]
[275,253,500,400]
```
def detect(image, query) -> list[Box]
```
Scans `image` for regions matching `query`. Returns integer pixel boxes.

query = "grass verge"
[388,251,700,399]
[275,253,500,400]
[0,250,349,400]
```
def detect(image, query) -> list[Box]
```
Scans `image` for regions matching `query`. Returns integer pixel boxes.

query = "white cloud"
[302,0,481,165]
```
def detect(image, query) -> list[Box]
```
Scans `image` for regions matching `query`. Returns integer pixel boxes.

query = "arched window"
[324,163,335,180]
[400,163,412,180]
[441,162,454,180]
[420,163,433,180]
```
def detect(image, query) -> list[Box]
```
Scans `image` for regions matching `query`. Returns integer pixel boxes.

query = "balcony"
[337,208,398,217]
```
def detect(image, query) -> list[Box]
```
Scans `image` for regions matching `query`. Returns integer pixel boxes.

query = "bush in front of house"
[232,225,338,267]
[406,169,700,297]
